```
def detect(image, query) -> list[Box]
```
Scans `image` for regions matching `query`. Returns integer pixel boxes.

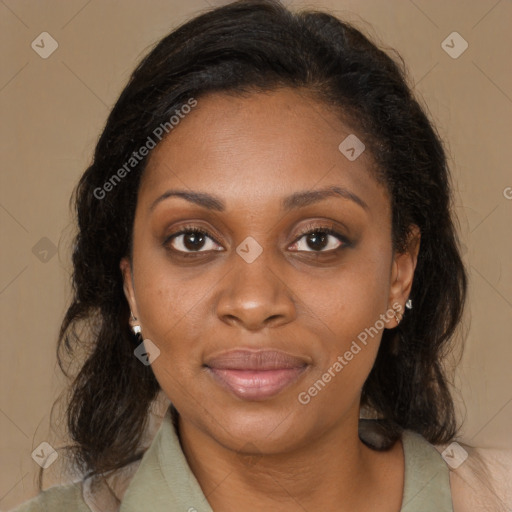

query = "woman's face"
[121,88,418,454]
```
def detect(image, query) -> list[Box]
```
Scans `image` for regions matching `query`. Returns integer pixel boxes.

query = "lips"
[204,349,309,401]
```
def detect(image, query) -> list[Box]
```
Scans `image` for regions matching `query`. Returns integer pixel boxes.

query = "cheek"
[294,249,391,394]
[132,243,220,343]
[135,277,203,407]
[130,259,208,386]
[297,249,391,340]
[135,276,206,365]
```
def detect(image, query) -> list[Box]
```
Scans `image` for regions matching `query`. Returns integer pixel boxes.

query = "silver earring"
[130,312,142,335]
[405,299,413,310]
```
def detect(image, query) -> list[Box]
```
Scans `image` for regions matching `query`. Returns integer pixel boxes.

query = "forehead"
[138,88,388,215]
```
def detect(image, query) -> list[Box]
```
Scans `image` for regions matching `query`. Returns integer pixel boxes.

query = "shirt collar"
[400,430,453,511]
[119,409,213,512]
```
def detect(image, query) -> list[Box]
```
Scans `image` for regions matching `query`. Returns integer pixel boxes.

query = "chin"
[206,400,309,454]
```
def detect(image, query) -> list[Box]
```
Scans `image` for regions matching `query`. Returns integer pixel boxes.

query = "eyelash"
[163,223,350,257]
[292,223,350,253]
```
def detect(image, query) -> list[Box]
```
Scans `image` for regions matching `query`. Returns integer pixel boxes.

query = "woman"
[10,1,510,511]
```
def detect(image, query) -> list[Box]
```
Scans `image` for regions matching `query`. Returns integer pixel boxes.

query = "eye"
[163,223,350,256]
[289,224,349,253]
[164,227,223,254]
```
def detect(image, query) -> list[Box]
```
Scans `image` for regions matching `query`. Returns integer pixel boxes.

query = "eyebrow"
[149,185,369,213]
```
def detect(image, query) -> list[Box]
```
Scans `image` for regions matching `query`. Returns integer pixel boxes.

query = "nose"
[215,248,297,331]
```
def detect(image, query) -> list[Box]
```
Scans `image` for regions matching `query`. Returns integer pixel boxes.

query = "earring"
[405,299,413,310]
[130,312,142,336]
[392,306,403,325]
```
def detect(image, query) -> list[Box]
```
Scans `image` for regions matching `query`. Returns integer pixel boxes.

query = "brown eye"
[289,227,348,252]
[165,228,223,253]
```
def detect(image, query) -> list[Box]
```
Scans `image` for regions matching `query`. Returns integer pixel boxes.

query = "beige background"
[1,0,511,509]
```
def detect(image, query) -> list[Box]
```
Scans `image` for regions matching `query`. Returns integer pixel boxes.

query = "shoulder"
[433,442,512,512]
[7,481,91,512]
[7,460,141,512]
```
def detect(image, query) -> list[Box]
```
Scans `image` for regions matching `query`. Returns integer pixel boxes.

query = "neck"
[177,411,404,512]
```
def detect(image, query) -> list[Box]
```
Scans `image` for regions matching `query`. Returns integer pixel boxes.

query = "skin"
[121,87,421,512]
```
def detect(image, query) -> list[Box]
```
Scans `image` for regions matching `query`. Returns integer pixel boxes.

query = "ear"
[388,225,421,323]
[120,256,139,319]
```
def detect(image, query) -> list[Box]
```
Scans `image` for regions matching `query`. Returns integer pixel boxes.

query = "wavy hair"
[41,0,467,489]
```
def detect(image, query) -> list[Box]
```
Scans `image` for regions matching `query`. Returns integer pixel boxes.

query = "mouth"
[204,349,310,401]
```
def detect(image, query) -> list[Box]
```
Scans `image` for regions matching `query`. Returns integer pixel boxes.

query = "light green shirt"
[9,413,453,511]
